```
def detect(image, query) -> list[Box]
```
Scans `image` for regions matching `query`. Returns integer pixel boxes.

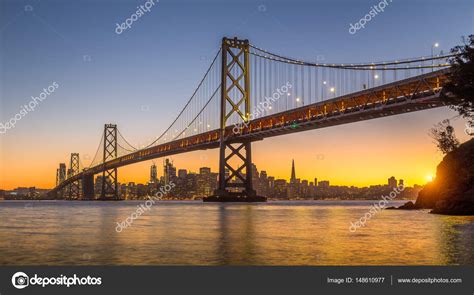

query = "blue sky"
[1,0,473,188]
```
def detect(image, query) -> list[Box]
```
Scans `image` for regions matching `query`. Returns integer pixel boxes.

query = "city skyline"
[2,158,422,193]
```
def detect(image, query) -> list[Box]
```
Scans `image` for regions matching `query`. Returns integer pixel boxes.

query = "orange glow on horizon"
[0,109,470,190]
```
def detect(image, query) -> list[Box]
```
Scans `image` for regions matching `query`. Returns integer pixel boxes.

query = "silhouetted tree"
[442,35,474,127]
[430,120,460,154]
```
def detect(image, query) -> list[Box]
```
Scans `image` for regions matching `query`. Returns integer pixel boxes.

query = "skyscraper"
[289,159,299,198]
[58,163,66,184]
[291,159,296,181]
[150,164,157,183]
[197,167,212,196]
[388,176,397,188]
[163,158,176,185]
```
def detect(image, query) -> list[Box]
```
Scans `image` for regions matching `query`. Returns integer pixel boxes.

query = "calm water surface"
[1,200,473,265]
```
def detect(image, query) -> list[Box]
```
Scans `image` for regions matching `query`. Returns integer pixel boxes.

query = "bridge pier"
[204,37,266,202]
[206,140,265,202]
[82,174,95,200]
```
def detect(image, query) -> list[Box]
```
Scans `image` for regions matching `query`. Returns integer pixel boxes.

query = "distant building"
[268,176,275,191]
[178,169,187,179]
[398,179,404,187]
[56,163,66,185]
[288,160,299,198]
[185,173,197,198]
[388,176,397,188]
[290,159,296,182]
[259,170,269,196]
[197,167,213,197]
[274,179,287,198]
[163,158,176,185]
[318,180,330,188]
[150,164,158,183]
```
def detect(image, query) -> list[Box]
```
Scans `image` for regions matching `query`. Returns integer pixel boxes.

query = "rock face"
[398,201,417,210]
[414,138,474,215]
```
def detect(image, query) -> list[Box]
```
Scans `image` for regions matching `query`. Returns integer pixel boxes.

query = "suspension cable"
[140,48,222,149]
[250,51,451,71]
[87,133,104,168]
[249,43,456,69]
[174,85,220,140]
[117,129,138,151]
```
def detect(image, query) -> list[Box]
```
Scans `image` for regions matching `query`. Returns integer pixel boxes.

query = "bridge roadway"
[52,69,449,193]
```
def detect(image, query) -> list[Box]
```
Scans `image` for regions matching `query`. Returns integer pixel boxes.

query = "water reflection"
[0,200,473,265]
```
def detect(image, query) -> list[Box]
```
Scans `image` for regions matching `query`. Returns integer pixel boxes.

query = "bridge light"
[287,92,291,96]
[207,124,210,128]
[374,74,379,79]
[431,43,440,72]
[194,128,197,132]
[269,106,272,110]
[323,81,327,85]
[296,97,300,102]
[330,87,335,92]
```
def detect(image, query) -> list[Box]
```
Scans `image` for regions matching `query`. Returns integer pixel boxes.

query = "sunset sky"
[0,0,472,190]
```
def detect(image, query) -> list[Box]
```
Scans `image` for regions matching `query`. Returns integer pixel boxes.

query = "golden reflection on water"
[0,201,473,265]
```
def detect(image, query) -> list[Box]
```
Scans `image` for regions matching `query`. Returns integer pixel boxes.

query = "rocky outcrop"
[399,138,474,215]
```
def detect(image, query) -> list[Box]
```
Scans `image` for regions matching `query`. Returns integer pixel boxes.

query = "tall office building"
[260,170,269,196]
[251,164,261,195]
[388,176,397,188]
[268,176,275,191]
[150,164,158,183]
[58,163,66,184]
[291,159,296,181]
[274,179,288,198]
[288,159,299,198]
[197,167,212,196]
[163,158,176,185]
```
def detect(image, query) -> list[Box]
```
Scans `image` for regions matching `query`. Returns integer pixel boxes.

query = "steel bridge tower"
[66,153,81,199]
[100,124,119,200]
[207,37,265,202]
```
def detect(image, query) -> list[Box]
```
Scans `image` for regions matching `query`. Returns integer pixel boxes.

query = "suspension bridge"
[48,37,453,201]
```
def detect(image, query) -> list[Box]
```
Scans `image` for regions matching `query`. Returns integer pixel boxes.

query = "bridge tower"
[207,37,265,202]
[100,124,119,200]
[66,153,81,199]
